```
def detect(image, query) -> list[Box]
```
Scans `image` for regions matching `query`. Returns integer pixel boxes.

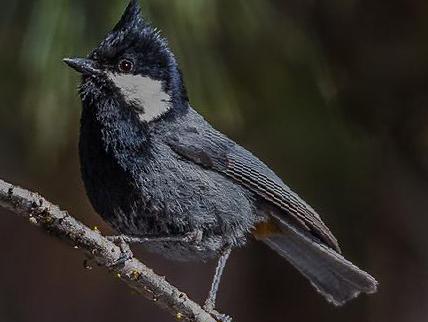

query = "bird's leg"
[203,247,232,322]
[107,230,203,245]
[105,231,203,267]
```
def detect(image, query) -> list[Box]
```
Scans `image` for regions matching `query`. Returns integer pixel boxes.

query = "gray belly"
[107,156,261,261]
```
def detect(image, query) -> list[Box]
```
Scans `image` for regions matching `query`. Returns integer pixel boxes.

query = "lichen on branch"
[0,178,219,322]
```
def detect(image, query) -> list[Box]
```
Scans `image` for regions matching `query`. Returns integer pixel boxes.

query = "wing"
[163,110,340,253]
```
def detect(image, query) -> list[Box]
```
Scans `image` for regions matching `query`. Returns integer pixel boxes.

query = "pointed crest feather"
[113,0,143,31]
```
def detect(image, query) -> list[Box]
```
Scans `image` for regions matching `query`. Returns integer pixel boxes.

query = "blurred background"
[1,0,428,321]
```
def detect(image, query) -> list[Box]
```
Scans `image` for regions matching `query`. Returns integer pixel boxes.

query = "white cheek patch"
[108,73,172,122]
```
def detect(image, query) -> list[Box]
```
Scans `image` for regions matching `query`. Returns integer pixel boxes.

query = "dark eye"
[118,59,134,73]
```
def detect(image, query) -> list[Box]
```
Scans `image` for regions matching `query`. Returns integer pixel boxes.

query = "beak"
[63,58,101,75]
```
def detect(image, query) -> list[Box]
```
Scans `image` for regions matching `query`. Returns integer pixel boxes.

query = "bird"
[64,0,377,319]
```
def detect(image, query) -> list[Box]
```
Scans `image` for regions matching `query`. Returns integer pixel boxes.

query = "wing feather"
[163,111,341,253]
[226,149,340,252]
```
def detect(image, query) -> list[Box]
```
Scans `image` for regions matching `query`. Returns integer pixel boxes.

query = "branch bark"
[0,178,218,322]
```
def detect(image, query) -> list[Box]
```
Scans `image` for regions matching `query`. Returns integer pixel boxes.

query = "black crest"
[113,0,144,32]
[93,0,149,60]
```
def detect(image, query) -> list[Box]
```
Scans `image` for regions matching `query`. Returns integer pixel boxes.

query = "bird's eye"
[118,59,134,73]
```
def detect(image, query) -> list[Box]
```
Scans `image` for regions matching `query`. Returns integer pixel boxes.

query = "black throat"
[80,92,152,166]
[78,93,153,225]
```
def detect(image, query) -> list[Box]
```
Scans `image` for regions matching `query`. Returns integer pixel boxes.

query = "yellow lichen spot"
[83,259,93,271]
[29,216,38,225]
[42,216,54,225]
[130,270,142,280]
[93,226,101,233]
[176,312,183,320]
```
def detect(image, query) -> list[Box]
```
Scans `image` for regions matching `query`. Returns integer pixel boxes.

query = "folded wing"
[165,114,340,252]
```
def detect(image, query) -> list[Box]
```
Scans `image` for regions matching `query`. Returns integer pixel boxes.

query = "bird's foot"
[106,231,203,245]
[204,299,232,322]
[104,230,203,267]
[106,235,134,267]
[183,230,203,244]
[203,303,232,322]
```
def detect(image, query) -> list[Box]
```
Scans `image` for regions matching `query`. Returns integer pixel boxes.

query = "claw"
[204,299,231,321]
[203,306,232,322]
[184,230,203,244]
[106,235,134,267]
[107,252,133,268]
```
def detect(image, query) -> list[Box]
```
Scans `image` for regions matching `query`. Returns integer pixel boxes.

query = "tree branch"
[0,178,219,322]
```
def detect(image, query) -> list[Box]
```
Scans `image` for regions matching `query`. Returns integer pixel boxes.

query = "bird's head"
[64,0,188,123]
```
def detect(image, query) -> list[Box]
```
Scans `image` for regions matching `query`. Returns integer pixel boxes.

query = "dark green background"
[1,1,428,321]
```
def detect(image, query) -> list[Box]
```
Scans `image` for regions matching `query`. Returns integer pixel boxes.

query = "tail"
[260,216,378,306]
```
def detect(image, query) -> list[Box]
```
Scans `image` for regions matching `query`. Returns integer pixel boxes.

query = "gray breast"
[113,143,259,261]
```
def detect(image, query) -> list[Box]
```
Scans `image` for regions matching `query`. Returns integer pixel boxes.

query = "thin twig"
[0,178,219,322]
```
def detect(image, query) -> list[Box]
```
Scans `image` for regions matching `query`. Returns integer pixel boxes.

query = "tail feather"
[262,216,378,305]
